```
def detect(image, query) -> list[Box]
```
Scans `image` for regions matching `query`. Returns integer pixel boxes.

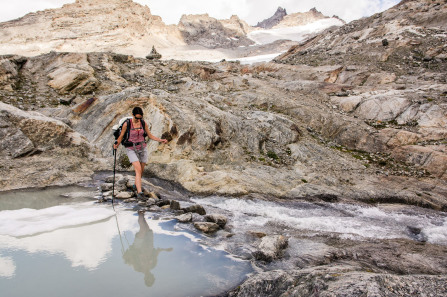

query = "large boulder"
[253,235,288,262]
[0,102,105,190]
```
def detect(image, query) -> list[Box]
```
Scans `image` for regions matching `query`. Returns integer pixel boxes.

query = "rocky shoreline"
[90,172,447,297]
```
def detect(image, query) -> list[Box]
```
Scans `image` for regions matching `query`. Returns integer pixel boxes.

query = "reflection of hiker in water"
[123,212,172,287]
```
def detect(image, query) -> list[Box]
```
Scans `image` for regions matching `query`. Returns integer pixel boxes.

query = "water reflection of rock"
[122,212,172,287]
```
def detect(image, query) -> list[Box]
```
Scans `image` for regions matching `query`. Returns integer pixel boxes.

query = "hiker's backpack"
[112,117,148,147]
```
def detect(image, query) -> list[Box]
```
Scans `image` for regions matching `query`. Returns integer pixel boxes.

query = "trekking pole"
[112,145,117,211]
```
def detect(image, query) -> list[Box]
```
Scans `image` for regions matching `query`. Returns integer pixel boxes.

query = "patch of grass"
[119,154,132,168]
[266,151,279,161]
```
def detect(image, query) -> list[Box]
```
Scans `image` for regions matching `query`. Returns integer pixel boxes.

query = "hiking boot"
[137,192,147,201]
[131,185,137,192]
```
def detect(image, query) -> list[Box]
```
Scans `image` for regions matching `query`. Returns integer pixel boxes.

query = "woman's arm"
[144,121,167,144]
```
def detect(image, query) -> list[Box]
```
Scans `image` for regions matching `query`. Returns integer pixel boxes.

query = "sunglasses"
[134,115,143,120]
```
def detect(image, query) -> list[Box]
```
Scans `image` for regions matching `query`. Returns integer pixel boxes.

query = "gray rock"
[170,200,181,210]
[105,174,124,183]
[176,213,192,223]
[100,183,113,191]
[191,213,205,222]
[156,199,171,207]
[0,126,35,158]
[204,214,227,228]
[146,198,156,206]
[253,235,288,262]
[183,204,206,215]
[194,222,220,233]
[115,191,134,199]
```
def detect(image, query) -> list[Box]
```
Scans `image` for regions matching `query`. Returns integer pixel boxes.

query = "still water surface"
[0,187,252,297]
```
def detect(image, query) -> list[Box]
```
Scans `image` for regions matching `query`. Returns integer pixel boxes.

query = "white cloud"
[0,0,400,25]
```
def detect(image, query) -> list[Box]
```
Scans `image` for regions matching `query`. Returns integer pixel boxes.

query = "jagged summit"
[255,7,287,29]
[272,7,332,28]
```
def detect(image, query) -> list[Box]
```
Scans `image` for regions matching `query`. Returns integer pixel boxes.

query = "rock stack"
[146,46,162,60]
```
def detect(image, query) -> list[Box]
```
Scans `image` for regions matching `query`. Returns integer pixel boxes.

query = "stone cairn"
[145,46,162,60]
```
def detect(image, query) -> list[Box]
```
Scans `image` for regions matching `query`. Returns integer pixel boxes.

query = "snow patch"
[248,18,343,45]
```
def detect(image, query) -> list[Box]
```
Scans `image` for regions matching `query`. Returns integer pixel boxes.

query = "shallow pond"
[0,187,253,297]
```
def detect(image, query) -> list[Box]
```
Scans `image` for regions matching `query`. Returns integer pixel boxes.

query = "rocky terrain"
[1,50,446,207]
[178,14,254,49]
[0,0,342,60]
[0,0,446,295]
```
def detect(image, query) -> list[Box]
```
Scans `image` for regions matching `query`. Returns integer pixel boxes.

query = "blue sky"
[1,0,401,25]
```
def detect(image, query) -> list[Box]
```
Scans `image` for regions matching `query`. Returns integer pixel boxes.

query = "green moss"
[301,179,308,183]
[267,151,279,161]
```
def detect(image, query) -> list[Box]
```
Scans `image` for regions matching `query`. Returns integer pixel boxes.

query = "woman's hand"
[113,142,119,150]
[160,139,168,144]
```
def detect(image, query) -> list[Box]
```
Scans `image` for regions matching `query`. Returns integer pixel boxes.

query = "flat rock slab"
[194,222,220,233]
[115,191,134,199]
[177,213,192,223]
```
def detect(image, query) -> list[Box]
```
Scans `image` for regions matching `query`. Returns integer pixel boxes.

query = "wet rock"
[248,231,267,238]
[191,213,205,222]
[407,226,428,242]
[253,235,288,262]
[170,200,181,210]
[100,183,113,191]
[105,174,124,183]
[194,222,220,234]
[146,198,156,206]
[204,214,227,228]
[156,199,171,207]
[148,191,159,200]
[176,213,192,223]
[148,205,162,212]
[115,191,134,199]
[183,204,206,215]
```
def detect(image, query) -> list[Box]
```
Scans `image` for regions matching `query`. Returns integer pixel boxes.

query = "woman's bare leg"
[132,161,143,193]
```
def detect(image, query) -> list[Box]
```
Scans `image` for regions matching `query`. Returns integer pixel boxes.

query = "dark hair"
[132,107,144,116]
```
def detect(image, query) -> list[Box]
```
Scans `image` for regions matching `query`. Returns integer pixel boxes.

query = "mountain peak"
[255,6,288,29]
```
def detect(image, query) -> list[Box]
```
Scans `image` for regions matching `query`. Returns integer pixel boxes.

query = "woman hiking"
[113,107,167,200]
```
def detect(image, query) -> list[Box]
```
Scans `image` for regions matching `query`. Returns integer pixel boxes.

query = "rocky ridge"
[255,7,288,29]
[178,14,254,49]
[0,0,342,59]
[273,7,339,29]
